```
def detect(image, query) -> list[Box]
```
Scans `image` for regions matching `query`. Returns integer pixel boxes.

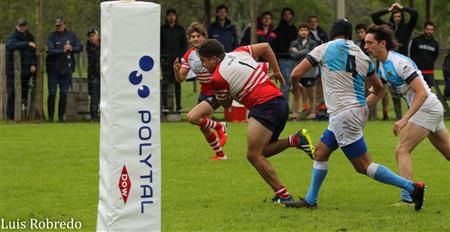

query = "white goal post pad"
[97,1,161,231]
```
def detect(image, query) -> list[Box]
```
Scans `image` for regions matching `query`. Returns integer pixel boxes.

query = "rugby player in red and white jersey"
[197,39,315,203]
[173,22,228,160]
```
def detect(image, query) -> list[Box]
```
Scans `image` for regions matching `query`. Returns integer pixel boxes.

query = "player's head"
[329,18,352,40]
[198,39,225,73]
[365,24,398,59]
[355,23,367,40]
[297,23,310,39]
[187,22,207,48]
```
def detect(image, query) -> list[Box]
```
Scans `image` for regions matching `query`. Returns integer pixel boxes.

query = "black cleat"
[284,198,318,209]
[272,195,293,204]
[410,182,426,211]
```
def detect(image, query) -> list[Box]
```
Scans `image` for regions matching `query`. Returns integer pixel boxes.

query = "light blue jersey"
[378,51,438,109]
[307,39,374,115]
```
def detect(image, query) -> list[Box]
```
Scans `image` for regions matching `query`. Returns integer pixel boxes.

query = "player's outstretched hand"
[269,71,285,86]
[393,118,407,136]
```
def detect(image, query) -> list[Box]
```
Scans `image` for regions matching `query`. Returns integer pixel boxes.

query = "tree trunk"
[425,0,432,22]
[204,0,211,28]
[249,0,257,44]
[337,0,346,19]
[0,44,5,120]
[13,50,22,122]
[34,0,44,120]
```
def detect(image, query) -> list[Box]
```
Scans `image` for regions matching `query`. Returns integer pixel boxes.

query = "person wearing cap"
[86,28,101,121]
[160,8,187,112]
[5,18,37,120]
[46,17,82,122]
[286,19,426,211]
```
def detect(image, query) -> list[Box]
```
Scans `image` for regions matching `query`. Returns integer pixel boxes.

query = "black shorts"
[248,96,289,142]
[300,77,316,87]
[198,93,220,110]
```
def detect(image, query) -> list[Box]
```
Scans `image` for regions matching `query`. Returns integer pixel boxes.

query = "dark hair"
[424,21,435,29]
[308,15,318,22]
[329,19,352,40]
[198,39,225,59]
[355,23,367,31]
[216,4,228,13]
[367,24,399,50]
[298,23,309,30]
[166,8,176,15]
[281,7,294,17]
[261,11,273,18]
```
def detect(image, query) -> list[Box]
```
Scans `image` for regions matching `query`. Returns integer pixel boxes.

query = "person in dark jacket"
[86,28,100,121]
[410,22,439,88]
[371,2,418,55]
[371,2,417,120]
[46,17,82,122]
[443,50,450,97]
[208,4,239,52]
[272,8,297,103]
[240,11,277,46]
[289,24,318,120]
[5,19,37,120]
[160,8,187,112]
[307,16,328,45]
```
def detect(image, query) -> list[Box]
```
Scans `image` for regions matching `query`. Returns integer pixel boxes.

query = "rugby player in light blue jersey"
[365,24,450,205]
[285,19,426,211]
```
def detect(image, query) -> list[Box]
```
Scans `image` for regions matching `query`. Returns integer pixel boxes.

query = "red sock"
[288,134,299,147]
[206,133,224,157]
[200,117,223,130]
[275,185,290,198]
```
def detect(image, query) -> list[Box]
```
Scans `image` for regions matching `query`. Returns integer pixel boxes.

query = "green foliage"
[0,121,449,231]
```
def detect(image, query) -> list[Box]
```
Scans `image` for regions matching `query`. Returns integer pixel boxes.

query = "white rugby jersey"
[182,47,214,95]
[307,39,374,115]
[211,45,282,108]
[377,51,438,109]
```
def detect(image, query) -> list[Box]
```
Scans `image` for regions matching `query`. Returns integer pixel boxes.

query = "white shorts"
[328,106,368,147]
[410,100,445,133]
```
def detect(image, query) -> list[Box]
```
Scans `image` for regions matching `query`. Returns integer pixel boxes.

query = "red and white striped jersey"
[211,45,283,109]
[182,47,214,95]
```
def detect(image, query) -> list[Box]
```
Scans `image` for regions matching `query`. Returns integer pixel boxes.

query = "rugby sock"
[303,103,309,111]
[366,163,415,193]
[288,134,299,147]
[401,189,413,202]
[275,185,290,199]
[305,161,328,205]
[207,133,224,157]
[200,117,223,130]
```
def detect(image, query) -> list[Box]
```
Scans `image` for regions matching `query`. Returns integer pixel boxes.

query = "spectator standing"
[410,22,439,88]
[289,24,318,120]
[307,16,328,44]
[5,19,37,120]
[208,4,239,52]
[355,23,368,54]
[308,15,329,120]
[160,8,187,112]
[443,50,450,98]
[86,28,101,121]
[272,8,297,103]
[240,11,277,46]
[371,2,417,120]
[371,2,418,56]
[46,17,82,122]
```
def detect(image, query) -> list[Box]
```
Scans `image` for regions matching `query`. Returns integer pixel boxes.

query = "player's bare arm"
[250,42,284,85]
[366,72,386,106]
[173,57,188,83]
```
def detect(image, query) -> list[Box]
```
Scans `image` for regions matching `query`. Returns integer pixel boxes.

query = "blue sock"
[401,189,413,202]
[366,163,415,193]
[306,161,328,205]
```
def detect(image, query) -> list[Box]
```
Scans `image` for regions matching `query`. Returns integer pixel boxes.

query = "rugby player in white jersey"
[197,39,314,203]
[286,19,425,211]
[365,24,450,205]
[173,22,228,160]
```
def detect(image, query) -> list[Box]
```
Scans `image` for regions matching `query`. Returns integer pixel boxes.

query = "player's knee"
[186,112,198,124]
[395,144,409,158]
[246,153,258,163]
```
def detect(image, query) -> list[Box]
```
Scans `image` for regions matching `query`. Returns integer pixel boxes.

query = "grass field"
[1,120,449,231]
